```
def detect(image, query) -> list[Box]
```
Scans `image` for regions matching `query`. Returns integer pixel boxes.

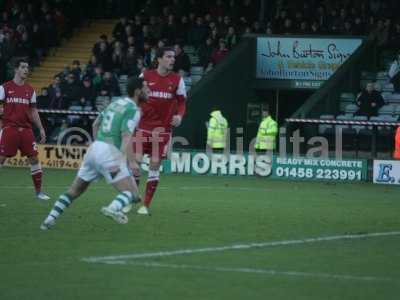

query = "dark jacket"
[356,90,385,116]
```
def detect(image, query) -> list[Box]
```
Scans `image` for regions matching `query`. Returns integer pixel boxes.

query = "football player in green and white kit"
[40,78,149,229]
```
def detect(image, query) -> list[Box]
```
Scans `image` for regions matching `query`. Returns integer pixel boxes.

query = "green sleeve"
[121,108,140,135]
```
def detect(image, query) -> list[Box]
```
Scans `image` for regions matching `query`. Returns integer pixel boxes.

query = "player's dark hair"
[127,77,144,97]
[156,47,175,59]
[14,58,29,69]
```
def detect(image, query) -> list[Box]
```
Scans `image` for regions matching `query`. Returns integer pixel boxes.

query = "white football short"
[77,141,130,184]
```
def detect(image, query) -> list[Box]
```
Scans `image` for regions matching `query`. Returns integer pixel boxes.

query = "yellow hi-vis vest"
[255,116,278,150]
[207,110,228,149]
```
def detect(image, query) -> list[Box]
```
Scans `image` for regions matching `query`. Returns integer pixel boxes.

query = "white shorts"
[77,141,130,184]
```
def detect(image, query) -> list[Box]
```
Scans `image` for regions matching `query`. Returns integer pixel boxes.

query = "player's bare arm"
[31,106,46,144]
[92,115,102,139]
[171,78,187,127]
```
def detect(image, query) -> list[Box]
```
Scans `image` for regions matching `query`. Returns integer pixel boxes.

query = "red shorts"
[0,126,38,157]
[132,129,171,160]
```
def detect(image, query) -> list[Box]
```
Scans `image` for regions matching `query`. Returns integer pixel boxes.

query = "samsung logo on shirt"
[7,97,30,104]
[150,91,173,99]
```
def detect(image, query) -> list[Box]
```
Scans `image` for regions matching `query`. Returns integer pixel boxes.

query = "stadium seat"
[96,96,111,111]
[345,104,359,114]
[394,105,400,118]
[119,75,128,83]
[67,105,83,125]
[84,105,93,111]
[370,116,395,152]
[318,114,335,149]
[336,114,357,150]
[352,115,368,133]
[385,93,400,104]
[376,71,388,80]
[191,74,202,84]
[318,114,334,135]
[382,83,395,92]
[183,46,195,55]
[378,104,396,115]
[119,83,127,94]
[111,96,122,102]
[190,66,204,76]
[361,71,375,80]
[183,76,192,86]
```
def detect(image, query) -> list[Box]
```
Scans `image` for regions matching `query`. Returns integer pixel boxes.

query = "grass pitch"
[0,167,399,300]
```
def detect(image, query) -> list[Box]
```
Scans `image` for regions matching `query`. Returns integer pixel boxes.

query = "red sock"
[144,170,159,207]
[31,164,42,193]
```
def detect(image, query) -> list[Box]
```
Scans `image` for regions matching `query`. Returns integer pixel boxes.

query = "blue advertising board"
[256,37,362,81]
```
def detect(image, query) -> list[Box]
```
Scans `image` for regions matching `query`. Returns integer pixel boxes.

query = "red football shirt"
[139,70,186,132]
[0,80,36,128]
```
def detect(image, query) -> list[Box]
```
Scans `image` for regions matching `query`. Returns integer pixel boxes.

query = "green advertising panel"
[272,156,367,181]
[145,151,368,182]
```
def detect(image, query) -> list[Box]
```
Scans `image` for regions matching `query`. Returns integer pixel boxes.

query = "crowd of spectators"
[3,0,400,144]
[0,0,87,83]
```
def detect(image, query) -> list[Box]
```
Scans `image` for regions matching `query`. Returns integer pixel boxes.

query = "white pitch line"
[82,231,400,263]
[103,261,397,283]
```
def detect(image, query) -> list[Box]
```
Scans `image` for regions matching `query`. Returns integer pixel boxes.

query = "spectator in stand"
[209,27,220,46]
[93,34,109,57]
[163,14,177,44]
[113,16,129,42]
[176,15,191,44]
[298,21,308,34]
[111,46,125,75]
[43,13,58,48]
[149,15,163,41]
[142,41,154,68]
[37,87,50,109]
[252,21,264,34]
[31,23,45,64]
[61,73,81,106]
[353,17,366,35]
[189,16,209,49]
[371,19,389,50]
[281,18,294,35]
[49,90,68,110]
[131,57,146,77]
[198,37,214,67]
[84,55,98,78]
[225,26,237,49]
[96,41,112,71]
[211,38,229,65]
[355,82,385,117]
[57,65,71,82]
[388,22,400,50]
[92,66,104,92]
[126,35,140,54]
[79,76,96,108]
[173,43,191,75]
[14,31,31,58]
[388,52,400,93]
[70,60,82,80]
[123,46,138,75]
[48,75,61,104]
[310,21,321,34]
[342,21,354,35]
[220,16,232,37]
[138,24,155,49]
[99,71,120,97]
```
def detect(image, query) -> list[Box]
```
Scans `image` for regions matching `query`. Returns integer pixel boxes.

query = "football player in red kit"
[0,59,50,200]
[130,47,186,215]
